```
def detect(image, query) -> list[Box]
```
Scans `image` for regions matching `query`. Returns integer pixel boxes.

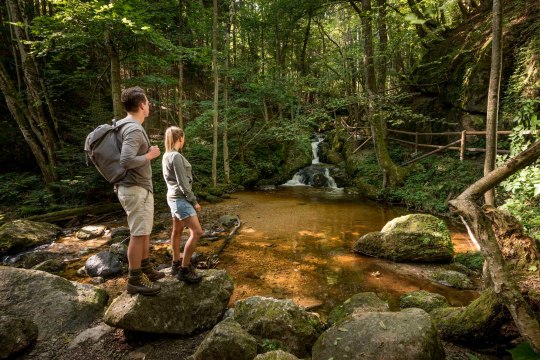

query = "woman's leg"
[181,215,204,267]
[171,216,185,262]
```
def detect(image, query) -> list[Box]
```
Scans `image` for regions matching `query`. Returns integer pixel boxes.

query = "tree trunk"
[483,0,503,206]
[177,0,184,128]
[211,0,219,187]
[105,30,123,120]
[3,0,59,183]
[449,139,540,352]
[222,0,233,183]
[351,0,407,186]
[300,12,312,76]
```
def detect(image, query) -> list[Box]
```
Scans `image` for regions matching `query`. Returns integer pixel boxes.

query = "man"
[115,86,164,295]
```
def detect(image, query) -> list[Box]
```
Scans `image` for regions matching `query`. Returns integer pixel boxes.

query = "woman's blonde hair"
[164,126,184,152]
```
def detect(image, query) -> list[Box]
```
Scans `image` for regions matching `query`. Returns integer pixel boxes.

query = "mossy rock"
[328,292,389,326]
[431,270,474,290]
[353,214,454,263]
[455,251,485,272]
[400,290,449,313]
[0,220,61,256]
[254,350,299,360]
[430,289,515,346]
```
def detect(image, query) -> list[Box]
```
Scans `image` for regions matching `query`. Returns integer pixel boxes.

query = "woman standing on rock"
[162,126,203,283]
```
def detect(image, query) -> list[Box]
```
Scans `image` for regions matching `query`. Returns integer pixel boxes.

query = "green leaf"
[528,265,538,272]
[338,327,348,332]
[507,342,540,360]
[466,353,480,360]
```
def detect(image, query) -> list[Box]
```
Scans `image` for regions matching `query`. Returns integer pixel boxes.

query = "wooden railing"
[387,129,511,164]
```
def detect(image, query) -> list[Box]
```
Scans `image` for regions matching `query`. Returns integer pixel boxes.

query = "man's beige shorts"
[117,185,153,236]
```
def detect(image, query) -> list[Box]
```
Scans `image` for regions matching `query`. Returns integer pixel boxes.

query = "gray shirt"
[115,117,153,193]
[162,151,197,204]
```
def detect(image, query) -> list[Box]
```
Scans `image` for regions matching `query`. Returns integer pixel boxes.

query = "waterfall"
[282,134,342,189]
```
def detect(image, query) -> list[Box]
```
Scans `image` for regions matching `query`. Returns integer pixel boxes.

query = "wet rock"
[193,318,257,360]
[254,350,300,360]
[312,308,445,360]
[85,251,122,277]
[400,290,449,313]
[0,315,38,359]
[31,258,65,274]
[109,243,128,261]
[353,214,454,263]
[218,215,238,227]
[110,227,130,243]
[0,266,109,340]
[104,269,233,334]
[430,289,516,346]
[328,292,389,326]
[0,220,60,256]
[68,323,114,349]
[233,296,324,358]
[430,270,474,289]
[76,225,107,240]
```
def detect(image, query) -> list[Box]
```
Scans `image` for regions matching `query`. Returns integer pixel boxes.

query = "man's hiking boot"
[127,270,161,295]
[177,265,202,284]
[141,258,165,281]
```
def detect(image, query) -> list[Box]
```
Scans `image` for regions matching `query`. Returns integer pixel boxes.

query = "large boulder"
[328,292,389,326]
[400,290,450,313]
[233,296,324,358]
[85,251,122,277]
[193,318,257,360]
[103,269,233,334]
[353,214,454,263]
[0,266,108,340]
[0,220,60,256]
[0,315,38,359]
[312,308,445,360]
[430,289,517,346]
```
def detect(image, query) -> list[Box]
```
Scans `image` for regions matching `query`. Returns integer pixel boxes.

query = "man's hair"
[121,86,147,112]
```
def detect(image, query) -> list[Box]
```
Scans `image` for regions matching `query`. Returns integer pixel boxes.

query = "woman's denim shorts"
[167,197,196,220]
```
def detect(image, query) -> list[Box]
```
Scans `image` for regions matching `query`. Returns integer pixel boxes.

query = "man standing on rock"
[115,86,164,295]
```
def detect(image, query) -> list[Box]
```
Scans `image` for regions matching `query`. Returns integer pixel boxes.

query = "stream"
[213,186,479,315]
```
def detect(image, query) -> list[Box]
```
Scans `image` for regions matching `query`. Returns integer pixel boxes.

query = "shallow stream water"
[215,186,479,314]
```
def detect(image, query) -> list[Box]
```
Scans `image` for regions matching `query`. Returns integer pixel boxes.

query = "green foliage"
[507,342,540,360]
[0,173,42,205]
[455,251,484,272]
[383,154,482,214]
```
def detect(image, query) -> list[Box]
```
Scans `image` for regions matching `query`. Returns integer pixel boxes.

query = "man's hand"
[146,145,161,160]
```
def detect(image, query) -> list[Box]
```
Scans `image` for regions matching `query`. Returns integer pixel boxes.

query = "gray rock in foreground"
[0,220,60,256]
[103,269,233,334]
[234,296,324,358]
[312,308,445,360]
[0,266,109,340]
[0,315,38,359]
[85,251,122,277]
[76,225,107,240]
[193,318,257,360]
[328,292,389,326]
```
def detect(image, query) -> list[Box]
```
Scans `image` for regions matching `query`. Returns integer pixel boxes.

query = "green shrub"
[455,251,485,272]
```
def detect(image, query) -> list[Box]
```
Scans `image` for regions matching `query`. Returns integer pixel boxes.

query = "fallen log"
[24,203,123,223]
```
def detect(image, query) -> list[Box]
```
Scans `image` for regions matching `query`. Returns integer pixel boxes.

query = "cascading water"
[283,135,341,189]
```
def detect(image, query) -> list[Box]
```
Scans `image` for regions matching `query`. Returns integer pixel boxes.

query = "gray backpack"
[84,119,130,183]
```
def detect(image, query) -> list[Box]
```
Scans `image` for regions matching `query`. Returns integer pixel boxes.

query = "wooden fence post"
[460,130,467,161]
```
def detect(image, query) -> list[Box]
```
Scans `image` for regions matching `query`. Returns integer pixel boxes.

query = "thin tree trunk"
[300,12,312,76]
[211,0,219,187]
[223,0,234,183]
[483,0,503,206]
[177,0,184,128]
[449,140,540,352]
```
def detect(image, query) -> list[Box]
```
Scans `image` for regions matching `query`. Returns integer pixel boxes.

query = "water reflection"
[217,187,479,315]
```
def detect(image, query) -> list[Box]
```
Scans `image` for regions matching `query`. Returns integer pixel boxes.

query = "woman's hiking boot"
[177,265,202,284]
[127,269,161,295]
[171,259,183,275]
[141,258,165,281]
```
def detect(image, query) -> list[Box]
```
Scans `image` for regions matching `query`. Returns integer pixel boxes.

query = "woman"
[162,126,203,283]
